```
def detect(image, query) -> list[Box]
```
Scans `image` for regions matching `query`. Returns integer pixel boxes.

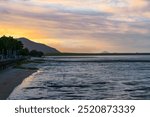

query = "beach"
[0,57,42,100]
[0,68,36,100]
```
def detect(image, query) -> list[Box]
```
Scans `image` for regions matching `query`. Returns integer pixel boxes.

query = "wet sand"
[0,68,36,100]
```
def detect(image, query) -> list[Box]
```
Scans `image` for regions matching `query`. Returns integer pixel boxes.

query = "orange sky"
[0,0,150,53]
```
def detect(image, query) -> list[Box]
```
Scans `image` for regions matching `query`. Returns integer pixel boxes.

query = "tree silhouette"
[0,35,44,60]
[0,35,23,59]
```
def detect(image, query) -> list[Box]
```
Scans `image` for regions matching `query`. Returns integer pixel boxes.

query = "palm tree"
[0,35,24,59]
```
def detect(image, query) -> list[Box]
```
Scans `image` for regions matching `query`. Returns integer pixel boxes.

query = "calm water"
[8,56,150,100]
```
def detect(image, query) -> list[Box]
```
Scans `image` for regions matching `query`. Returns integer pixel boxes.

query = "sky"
[0,0,150,53]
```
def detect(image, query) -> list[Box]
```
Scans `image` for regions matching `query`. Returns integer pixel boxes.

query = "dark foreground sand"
[0,68,36,100]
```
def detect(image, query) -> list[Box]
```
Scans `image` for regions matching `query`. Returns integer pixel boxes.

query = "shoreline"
[0,57,45,100]
[0,68,36,100]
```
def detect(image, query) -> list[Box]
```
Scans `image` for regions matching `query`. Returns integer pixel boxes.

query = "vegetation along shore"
[0,36,45,99]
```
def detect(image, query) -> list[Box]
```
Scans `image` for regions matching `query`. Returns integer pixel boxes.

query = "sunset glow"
[0,0,150,52]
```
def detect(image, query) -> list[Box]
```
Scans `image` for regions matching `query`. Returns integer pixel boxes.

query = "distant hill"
[18,38,60,54]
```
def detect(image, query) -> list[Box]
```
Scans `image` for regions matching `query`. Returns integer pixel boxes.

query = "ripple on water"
[8,56,150,100]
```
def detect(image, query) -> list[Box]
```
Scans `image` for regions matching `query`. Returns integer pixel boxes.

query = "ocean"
[8,55,150,100]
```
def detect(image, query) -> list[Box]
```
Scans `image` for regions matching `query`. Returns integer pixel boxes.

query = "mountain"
[18,38,60,54]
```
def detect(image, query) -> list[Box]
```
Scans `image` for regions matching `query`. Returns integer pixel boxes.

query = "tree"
[0,35,24,58]
[29,50,44,57]
[0,36,44,59]
[19,48,29,56]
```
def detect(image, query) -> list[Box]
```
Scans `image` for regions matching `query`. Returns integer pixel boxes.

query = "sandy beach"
[0,68,36,100]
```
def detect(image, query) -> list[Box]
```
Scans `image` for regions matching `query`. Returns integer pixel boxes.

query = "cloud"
[0,0,150,52]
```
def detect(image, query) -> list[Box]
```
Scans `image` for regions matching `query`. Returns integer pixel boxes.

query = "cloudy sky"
[0,0,150,53]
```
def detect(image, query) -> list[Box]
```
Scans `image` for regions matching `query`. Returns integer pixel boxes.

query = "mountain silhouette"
[18,38,60,54]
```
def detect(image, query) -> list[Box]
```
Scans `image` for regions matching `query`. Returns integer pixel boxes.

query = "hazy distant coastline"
[46,52,150,56]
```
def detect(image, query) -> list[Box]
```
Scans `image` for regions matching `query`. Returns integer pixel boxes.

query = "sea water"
[8,55,150,100]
